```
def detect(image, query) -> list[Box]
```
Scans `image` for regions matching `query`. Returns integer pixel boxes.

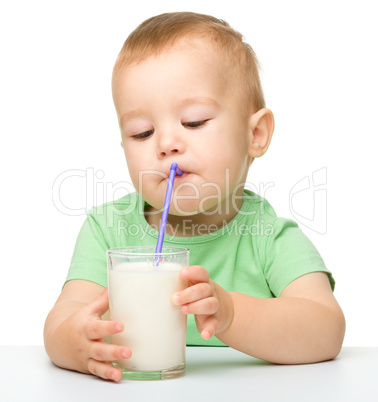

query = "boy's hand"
[172,266,234,340]
[49,287,131,382]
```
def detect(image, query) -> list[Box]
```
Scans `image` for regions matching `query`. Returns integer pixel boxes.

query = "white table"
[0,346,376,401]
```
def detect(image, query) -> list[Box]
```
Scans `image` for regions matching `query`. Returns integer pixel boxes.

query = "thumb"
[88,286,109,318]
[199,315,218,340]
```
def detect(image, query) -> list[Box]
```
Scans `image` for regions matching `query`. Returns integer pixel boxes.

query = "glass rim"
[107,246,189,257]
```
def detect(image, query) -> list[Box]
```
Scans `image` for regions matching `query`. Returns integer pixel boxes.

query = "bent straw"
[154,163,183,266]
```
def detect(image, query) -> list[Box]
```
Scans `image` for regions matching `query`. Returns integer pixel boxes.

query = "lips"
[158,163,194,180]
[176,171,190,178]
[176,165,184,176]
[162,165,189,177]
[174,166,191,178]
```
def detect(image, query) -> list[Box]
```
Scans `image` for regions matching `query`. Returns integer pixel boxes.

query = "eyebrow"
[119,110,145,127]
[119,96,220,127]
[178,96,220,108]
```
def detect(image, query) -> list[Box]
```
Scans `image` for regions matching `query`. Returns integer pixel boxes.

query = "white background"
[1,0,377,346]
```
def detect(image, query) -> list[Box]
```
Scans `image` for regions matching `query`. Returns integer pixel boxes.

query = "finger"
[173,282,212,305]
[88,341,132,362]
[84,319,124,340]
[181,297,219,315]
[87,358,123,382]
[199,315,218,340]
[86,287,109,318]
[182,266,209,285]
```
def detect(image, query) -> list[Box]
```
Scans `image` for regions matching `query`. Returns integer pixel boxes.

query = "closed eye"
[182,119,210,129]
[131,129,154,141]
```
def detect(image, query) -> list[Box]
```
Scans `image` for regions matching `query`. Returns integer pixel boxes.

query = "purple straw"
[154,162,183,266]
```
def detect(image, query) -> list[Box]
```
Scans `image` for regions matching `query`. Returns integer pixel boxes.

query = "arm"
[44,280,131,381]
[174,268,345,364]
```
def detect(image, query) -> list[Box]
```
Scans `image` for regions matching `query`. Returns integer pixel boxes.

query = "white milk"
[109,262,187,371]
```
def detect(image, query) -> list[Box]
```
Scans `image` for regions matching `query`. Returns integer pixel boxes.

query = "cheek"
[123,148,143,188]
[207,140,250,189]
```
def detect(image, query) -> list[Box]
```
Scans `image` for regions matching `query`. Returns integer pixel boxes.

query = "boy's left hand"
[172,265,234,340]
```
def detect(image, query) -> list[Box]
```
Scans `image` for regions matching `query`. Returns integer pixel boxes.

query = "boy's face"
[112,39,254,217]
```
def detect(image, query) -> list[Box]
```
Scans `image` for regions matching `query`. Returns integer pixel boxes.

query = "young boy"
[44,12,345,382]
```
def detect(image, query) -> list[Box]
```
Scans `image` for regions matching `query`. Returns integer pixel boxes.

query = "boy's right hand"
[45,285,131,382]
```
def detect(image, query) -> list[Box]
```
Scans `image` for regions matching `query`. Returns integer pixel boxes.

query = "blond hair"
[112,12,265,112]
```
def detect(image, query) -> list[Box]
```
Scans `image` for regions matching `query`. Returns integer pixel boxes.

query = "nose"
[160,147,179,157]
[156,130,184,158]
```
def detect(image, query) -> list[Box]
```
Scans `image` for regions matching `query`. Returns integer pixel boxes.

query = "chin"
[170,199,219,217]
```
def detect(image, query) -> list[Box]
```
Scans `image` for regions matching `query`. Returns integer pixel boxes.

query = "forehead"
[118,36,226,78]
[112,39,233,108]
[119,32,228,67]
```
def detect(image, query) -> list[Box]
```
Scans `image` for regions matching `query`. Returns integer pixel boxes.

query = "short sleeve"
[65,210,109,288]
[263,217,335,297]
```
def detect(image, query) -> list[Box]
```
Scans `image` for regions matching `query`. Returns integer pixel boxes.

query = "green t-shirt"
[67,190,334,346]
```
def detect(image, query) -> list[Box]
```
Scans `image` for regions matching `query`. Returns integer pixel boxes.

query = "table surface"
[0,346,377,402]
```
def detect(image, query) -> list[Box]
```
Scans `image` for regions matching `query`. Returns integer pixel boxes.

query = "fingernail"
[121,350,128,359]
[182,269,189,278]
[182,305,188,313]
[202,330,211,340]
[115,323,122,332]
[172,293,180,305]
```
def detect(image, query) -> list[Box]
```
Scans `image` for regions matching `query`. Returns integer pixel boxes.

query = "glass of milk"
[107,246,189,380]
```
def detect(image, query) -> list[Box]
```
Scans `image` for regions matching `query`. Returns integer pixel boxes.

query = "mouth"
[176,166,184,176]
[163,165,189,178]
[176,171,190,178]
[174,167,192,180]
[157,168,190,184]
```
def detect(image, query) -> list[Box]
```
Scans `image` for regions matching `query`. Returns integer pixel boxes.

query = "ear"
[248,108,274,158]
[120,141,124,148]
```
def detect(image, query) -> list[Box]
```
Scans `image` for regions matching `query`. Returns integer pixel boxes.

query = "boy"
[44,12,345,382]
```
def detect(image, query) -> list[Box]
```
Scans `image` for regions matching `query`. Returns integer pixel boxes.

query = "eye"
[182,119,210,129]
[131,129,154,141]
